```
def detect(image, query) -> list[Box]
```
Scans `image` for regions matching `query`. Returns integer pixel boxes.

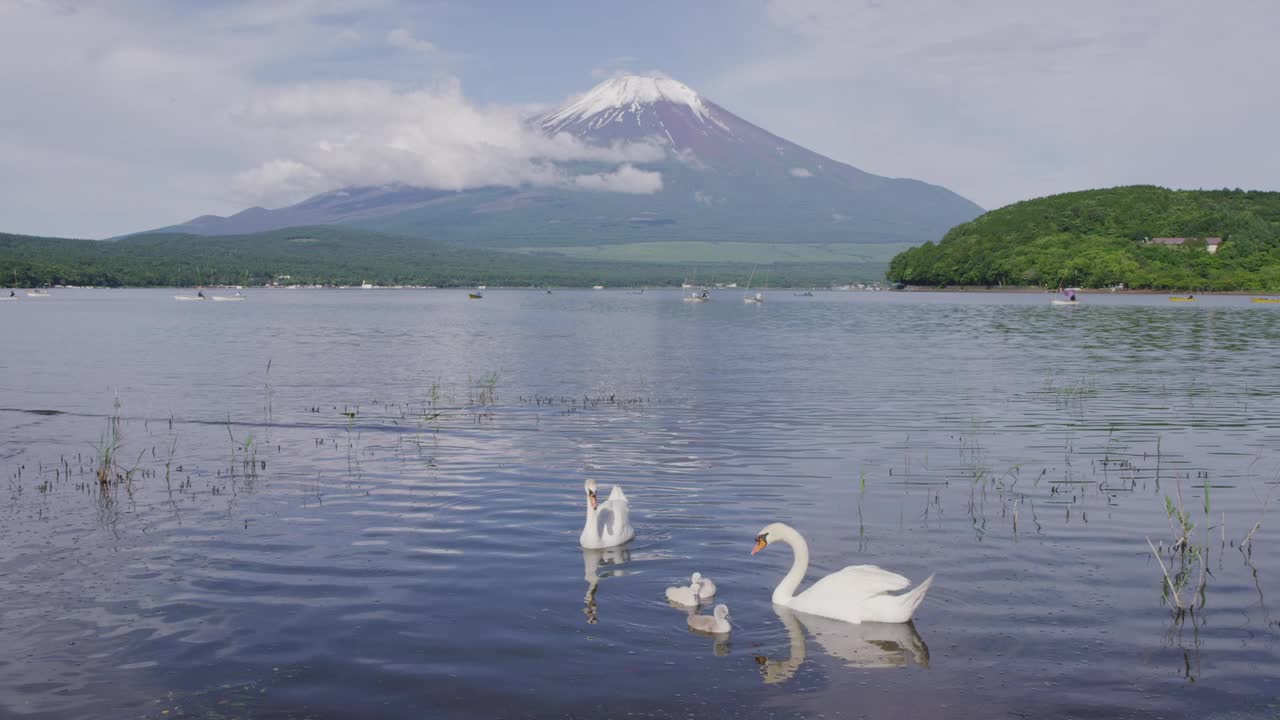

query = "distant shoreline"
[901,285,1275,296]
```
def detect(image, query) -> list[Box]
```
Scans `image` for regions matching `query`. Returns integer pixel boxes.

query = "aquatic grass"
[91,395,146,491]
[263,358,274,424]
[1239,481,1275,556]
[1148,477,1213,617]
[93,396,124,486]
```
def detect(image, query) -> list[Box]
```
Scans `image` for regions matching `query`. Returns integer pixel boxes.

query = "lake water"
[1,288,1278,719]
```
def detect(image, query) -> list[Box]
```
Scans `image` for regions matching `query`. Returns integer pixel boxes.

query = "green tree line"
[1,226,884,288]
[887,186,1280,290]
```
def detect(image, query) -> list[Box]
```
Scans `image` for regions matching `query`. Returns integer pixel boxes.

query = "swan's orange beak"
[751,536,767,555]
[588,490,597,510]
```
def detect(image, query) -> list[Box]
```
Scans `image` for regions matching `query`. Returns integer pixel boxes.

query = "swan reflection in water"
[756,605,930,684]
[581,546,633,624]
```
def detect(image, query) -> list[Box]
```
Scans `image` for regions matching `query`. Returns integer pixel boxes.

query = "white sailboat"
[743,266,766,304]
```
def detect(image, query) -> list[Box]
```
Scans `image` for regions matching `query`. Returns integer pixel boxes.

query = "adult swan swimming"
[579,479,635,549]
[751,522,933,624]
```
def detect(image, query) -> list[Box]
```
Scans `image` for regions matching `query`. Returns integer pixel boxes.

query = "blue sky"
[2,0,1278,238]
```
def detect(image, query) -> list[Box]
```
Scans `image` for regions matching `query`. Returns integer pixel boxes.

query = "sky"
[2,0,1278,238]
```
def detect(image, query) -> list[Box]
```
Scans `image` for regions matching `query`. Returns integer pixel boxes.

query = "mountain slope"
[887,186,1280,290]
[151,74,983,248]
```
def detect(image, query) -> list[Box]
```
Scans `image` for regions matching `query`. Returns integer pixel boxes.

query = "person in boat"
[8,290,13,297]
[701,290,709,299]
[197,290,204,298]
[1066,288,1076,302]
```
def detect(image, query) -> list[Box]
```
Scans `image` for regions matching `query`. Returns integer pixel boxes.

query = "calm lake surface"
[2,289,1278,719]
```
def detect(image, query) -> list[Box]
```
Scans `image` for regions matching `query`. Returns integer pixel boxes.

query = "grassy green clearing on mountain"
[511,241,915,265]
[1,226,886,288]
[888,186,1280,291]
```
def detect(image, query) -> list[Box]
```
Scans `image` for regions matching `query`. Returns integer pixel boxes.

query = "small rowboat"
[1050,299,1078,305]
[1169,297,1196,302]
[468,292,483,299]
[212,295,245,302]
[174,294,205,301]
[1251,297,1280,303]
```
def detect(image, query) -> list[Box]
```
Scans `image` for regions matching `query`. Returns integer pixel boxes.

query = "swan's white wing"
[599,492,629,535]
[799,564,911,604]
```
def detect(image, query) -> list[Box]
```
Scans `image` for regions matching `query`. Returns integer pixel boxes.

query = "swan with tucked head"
[690,572,716,599]
[665,576,703,607]
[579,478,635,549]
[687,604,731,634]
[752,522,933,624]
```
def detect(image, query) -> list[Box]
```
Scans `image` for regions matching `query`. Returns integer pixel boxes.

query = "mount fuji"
[150,74,982,250]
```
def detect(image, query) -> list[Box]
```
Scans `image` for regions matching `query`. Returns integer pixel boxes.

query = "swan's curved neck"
[772,526,809,605]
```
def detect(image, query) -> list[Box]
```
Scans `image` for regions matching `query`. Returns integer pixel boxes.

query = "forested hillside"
[888,186,1280,290]
[0,226,882,287]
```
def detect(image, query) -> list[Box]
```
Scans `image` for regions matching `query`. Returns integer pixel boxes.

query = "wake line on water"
[0,407,542,434]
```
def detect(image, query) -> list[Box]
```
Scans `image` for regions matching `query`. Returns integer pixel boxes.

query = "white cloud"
[0,1,668,235]
[387,27,436,54]
[231,79,667,205]
[713,0,1280,210]
[789,167,812,177]
[0,0,385,236]
[571,164,663,194]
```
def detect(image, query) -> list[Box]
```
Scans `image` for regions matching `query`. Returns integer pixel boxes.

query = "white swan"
[687,604,731,634]
[579,478,635,549]
[751,522,933,624]
[665,577,704,607]
[690,571,716,599]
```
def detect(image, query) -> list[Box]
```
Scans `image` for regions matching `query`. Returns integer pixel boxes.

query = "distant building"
[1147,237,1224,254]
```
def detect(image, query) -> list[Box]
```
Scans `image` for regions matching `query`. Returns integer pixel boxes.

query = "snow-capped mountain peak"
[542,74,721,133]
